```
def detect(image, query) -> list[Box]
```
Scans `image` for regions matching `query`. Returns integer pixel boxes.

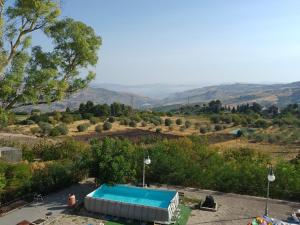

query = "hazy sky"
[53,0,300,85]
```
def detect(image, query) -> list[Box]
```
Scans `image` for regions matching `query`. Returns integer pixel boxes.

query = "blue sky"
[48,0,300,85]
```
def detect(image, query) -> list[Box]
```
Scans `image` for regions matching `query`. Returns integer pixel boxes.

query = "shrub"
[71,113,82,121]
[176,118,182,125]
[77,123,89,132]
[61,114,74,124]
[56,123,69,135]
[48,116,57,125]
[166,112,173,117]
[82,113,94,119]
[53,111,62,121]
[152,119,161,126]
[200,126,207,134]
[185,120,192,128]
[49,127,61,137]
[210,114,221,123]
[141,121,147,127]
[255,119,269,128]
[90,117,100,124]
[215,124,223,131]
[155,128,162,133]
[38,122,52,135]
[165,118,173,126]
[103,122,112,131]
[95,125,102,133]
[222,115,232,124]
[26,120,35,125]
[108,116,115,123]
[30,127,41,134]
[129,120,137,127]
[130,115,142,123]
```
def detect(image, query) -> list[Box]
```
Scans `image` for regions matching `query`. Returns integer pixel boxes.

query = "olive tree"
[0,0,101,110]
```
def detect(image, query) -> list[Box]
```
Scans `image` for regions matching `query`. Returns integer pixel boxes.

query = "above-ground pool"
[85,184,179,224]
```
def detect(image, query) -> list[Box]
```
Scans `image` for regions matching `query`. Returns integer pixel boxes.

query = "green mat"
[105,204,191,225]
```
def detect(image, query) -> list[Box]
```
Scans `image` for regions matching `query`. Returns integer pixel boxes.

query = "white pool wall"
[84,188,179,224]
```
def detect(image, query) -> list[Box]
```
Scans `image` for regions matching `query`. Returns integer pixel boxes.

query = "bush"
[176,118,182,125]
[255,119,269,128]
[222,115,232,124]
[152,119,161,126]
[141,121,147,127]
[108,116,115,123]
[130,115,142,123]
[103,122,112,130]
[210,114,221,123]
[90,117,100,124]
[155,128,162,133]
[61,114,74,124]
[38,122,52,135]
[165,118,173,126]
[71,113,82,121]
[49,127,61,137]
[53,111,62,121]
[30,127,41,134]
[77,123,89,132]
[48,116,57,125]
[95,125,102,133]
[129,120,137,127]
[166,112,173,117]
[185,120,192,128]
[215,124,223,131]
[26,120,35,125]
[82,113,94,119]
[56,123,69,135]
[200,126,207,134]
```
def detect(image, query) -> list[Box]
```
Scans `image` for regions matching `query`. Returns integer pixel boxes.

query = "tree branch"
[0,18,36,80]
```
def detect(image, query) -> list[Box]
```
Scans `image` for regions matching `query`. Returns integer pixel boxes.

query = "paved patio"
[1,181,299,225]
[170,186,300,225]
[0,179,95,225]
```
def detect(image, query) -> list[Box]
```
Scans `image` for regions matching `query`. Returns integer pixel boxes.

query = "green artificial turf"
[105,205,191,225]
[175,205,192,225]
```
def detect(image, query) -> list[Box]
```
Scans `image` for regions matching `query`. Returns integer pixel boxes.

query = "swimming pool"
[85,184,179,223]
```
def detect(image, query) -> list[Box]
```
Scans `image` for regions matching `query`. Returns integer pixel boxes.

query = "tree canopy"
[0,0,101,110]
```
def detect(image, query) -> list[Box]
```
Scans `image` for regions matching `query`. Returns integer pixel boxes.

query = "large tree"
[0,0,101,110]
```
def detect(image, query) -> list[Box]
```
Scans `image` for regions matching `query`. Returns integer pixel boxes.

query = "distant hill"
[18,87,157,112]
[160,82,300,107]
[17,82,300,112]
[93,83,204,99]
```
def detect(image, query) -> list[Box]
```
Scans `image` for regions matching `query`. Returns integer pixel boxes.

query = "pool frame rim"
[86,184,178,210]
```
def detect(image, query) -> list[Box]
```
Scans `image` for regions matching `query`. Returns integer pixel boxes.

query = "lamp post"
[264,164,275,216]
[142,153,151,188]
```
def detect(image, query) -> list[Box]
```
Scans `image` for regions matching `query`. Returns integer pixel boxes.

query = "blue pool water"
[88,184,177,208]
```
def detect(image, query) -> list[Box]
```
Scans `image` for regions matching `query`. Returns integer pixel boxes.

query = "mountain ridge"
[160,81,300,107]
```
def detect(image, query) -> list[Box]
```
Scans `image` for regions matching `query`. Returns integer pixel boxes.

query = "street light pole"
[264,164,275,216]
[142,151,151,188]
[142,156,146,187]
